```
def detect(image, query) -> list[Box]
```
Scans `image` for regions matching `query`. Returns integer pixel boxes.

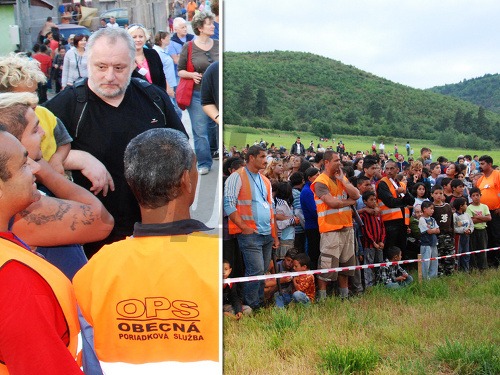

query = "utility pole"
[16,0,32,52]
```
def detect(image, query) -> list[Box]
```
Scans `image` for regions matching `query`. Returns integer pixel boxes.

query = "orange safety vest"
[311,173,353,233]
[377,177,410,225]
[227,168,277,238]
[0,238,80,375]
[72,234,220,373]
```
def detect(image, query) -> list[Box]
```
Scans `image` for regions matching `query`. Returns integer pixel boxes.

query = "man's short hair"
[420,147,431,154]
[323,150,338,162]
[431,184,443,193]
[356,175,370,186]
[86,28,135,63]
[478,155,493,165]
[0,92,38,139]
[124,128,193,209]
[245,145,265,162]
[0,53,47,91]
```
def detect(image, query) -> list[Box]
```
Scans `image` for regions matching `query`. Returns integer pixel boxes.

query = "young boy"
[446,179,465,206]
[223,260,252,319]
[264,249,296,301]
[466,187,491,270]
[275,253,315,308]
[379,246,413,289]
[453,198,474,272]
[406,204,422,269]
[419,201,440,279]
[359,191,386,287]
[431,185,455,276]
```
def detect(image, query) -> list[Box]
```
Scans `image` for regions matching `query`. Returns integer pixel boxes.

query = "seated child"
[264,249,296,302]
[223,260,252,319]
[275,253,315,308]
[379,246,413,289]
[453,198,474,272]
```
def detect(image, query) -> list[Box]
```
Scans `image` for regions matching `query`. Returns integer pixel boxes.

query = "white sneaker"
[198,167,210,175]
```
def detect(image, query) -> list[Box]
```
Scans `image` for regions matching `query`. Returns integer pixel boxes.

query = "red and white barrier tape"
[223,247,500,284]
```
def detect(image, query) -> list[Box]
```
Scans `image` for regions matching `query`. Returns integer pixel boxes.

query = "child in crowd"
[428,162,441,188]
[406,204,422,268]
[446,179,465,206]
[419,201,440,279]
[453,198,474,272]
[431,185,455,276]
[223,260,252,319]
[274,182,299,259]
[275,253,315,308]
[359,191,385,287]
[411,182,430,207]
[264,248,296,301]
[379,246,413,289]
[441,177,453,200]
[466,187,491,270]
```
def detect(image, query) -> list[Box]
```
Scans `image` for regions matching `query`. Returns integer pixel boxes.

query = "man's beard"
[88,74,132,99]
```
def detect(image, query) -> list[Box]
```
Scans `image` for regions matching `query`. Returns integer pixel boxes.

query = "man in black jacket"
[44,28,186,258]
[290,137,305,156]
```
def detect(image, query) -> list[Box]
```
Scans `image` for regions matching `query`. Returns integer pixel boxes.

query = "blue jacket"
[300,181,318,230]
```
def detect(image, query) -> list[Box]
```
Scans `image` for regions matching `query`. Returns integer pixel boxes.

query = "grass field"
[223,269,500,375]
[223,125,500,163]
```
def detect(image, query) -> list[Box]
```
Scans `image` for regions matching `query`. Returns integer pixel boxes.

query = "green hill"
[223,51,500,150]
[428,73,500,114]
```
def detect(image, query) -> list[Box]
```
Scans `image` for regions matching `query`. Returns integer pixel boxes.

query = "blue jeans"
[420,245,438,279]
[457,234,471,272]
[385,274,414,289]
[186,90,213,170]
[275,291,310,308]
[171,91,183,120]
[208,118,218,153]
[237,233,273,309]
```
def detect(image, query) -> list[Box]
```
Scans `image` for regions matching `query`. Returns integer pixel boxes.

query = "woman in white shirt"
[61,34,88,89]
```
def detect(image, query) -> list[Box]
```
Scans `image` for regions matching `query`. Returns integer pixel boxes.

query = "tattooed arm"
[11,159,114,247]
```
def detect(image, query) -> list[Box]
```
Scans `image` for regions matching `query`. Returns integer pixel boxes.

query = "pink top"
[136,58,152,83]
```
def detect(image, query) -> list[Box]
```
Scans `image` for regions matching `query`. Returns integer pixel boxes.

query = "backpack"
[72,77,165,137]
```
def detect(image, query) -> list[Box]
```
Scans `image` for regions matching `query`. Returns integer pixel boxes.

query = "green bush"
[318,344,380,374]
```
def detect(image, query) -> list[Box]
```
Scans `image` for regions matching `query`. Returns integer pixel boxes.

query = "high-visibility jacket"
[377,177,410,225]
[228,167,277,238]
[35,106,58,161]
[72,234,220,374]
[0,238,79,375]
[311,173,353,233]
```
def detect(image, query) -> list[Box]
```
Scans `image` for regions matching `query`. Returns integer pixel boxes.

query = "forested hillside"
[224,51,500,150]
[429,74,500,114]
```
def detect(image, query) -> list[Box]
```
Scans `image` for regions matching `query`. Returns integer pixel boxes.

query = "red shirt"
[33,53,52,77]
[0,234,82,374]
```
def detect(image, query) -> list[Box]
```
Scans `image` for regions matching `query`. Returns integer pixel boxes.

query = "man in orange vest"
[73,128,220,373]
[311,151,360,300]
[477,155,500,267]
[376,160,415,258]
[0,130,82,374]
[224,145,279,310]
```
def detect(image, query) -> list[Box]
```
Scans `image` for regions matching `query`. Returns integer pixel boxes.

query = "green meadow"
[223,269,500,374]
[223,125,500,163]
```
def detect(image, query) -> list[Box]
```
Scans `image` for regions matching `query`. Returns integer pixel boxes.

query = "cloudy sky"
[223,0,499,89]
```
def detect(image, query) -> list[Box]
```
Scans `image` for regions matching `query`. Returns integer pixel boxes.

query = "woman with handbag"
[128,24,167,91]
[177,11,219,175]
[61,34,88,89]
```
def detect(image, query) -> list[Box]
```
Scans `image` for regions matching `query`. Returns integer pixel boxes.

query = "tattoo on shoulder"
[19,199,97,231]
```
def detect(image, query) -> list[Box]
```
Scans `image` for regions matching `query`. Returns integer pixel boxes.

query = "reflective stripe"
[99,360,221,375]
[240,215,253,220]
[317,206,351,217]
[237,199,252,205]
[380,208,401,215]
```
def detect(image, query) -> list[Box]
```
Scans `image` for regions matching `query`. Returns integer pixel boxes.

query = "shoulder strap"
[187,41,195,72]
[130,78,166,125]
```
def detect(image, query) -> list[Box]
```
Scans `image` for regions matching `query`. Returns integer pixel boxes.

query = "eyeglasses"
[204,51,213,63]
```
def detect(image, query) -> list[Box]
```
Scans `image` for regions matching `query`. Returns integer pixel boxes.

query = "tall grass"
[224,269,500,374]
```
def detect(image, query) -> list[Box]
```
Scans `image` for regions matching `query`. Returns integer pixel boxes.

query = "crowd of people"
[223,139,500,317]
[0,7,221,372]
